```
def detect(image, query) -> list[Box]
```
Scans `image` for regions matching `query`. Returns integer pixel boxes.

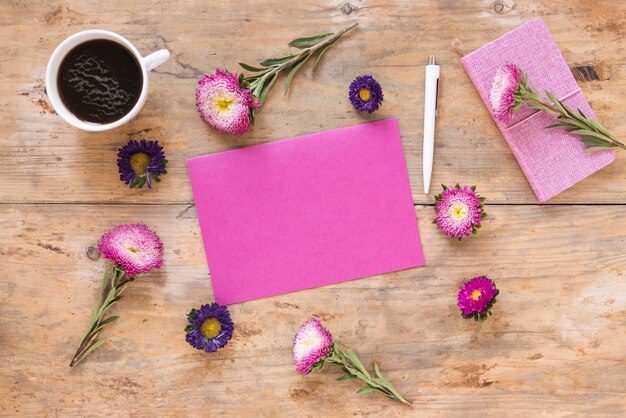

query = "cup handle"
[143,49,170,71]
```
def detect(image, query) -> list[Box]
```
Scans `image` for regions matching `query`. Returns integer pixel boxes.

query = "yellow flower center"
[214,95,235,112]
[359,88,371,102]
[303,337,316,349]
[471,289,482,300]
[130,152,151,175]
[200,317,222,339]
[450,203,468,220]
[127,246,139,254]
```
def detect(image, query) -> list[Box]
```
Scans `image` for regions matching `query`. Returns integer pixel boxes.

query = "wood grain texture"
[0,0,624,204]
[1,205,625,416]
[1,0,625,416]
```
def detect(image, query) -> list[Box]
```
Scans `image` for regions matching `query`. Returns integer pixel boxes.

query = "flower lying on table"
[293,317,410,405]
[433,184,487,240]
[458,276,499,322]
[117,139,167,189]
[196,69,260,136]
[349,75,384,114]
[70,224,163,367]
[185,303,234,352]
[490,64,625,151]
[196,23,359,136]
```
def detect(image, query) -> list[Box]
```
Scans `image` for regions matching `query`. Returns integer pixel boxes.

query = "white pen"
[423,55,440,194]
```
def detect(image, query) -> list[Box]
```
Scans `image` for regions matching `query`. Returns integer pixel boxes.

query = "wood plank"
[0,0,625,204]
[1,204,624,416]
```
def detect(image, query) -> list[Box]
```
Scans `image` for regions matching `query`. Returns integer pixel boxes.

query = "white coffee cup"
[45,30,170,132]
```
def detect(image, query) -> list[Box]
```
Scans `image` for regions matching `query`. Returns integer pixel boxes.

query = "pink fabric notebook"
[461,18,614,202]
[187,119,425,305]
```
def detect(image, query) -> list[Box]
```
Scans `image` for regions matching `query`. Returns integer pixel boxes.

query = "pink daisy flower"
[196,68,260,136]
[457,276,499,322]
[293,317,333,375]
[97,224,164,276]
[489,64,522,121]
[433,184,486,240]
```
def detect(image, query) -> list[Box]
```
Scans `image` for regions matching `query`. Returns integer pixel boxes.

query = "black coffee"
[58,39,143,124]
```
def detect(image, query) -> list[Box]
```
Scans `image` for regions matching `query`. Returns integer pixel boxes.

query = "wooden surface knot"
[86,245,101,261]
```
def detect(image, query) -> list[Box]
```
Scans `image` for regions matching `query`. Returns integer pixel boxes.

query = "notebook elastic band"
[503,87,582,131]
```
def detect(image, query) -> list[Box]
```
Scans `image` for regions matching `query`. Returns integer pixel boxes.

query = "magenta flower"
[97,223,164,276]
[458,276,499,322]
[489,63,522,121]
[293,317,333,374]
[433,184,487,240]
[196,68,259,136]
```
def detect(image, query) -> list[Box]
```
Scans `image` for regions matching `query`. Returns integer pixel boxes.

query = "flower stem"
[69,265,128,367]
[519,81,626,151]
[246,23,359,98]
[326,345,411,405]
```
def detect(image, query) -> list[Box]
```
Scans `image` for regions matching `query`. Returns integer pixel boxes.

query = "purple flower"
[196,68,260,136]
[185,303,234,352]
[458,276,499,322]
[117,139,167,189]
[97,224,164,276]
[489,64,522,121]
[349,75,383,113]
[293,317,333,374]
[433,184,487,240]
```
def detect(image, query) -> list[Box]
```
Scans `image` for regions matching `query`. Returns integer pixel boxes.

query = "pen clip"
[435,78,439,113]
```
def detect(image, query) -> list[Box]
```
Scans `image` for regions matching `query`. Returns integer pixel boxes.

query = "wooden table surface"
[1,1,625,416]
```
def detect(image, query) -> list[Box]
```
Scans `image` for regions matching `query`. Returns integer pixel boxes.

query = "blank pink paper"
[187,118,425,305]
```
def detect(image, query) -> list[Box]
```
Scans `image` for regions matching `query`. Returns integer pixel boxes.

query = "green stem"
[519,84,626,151]
[247,23,359,93]
[69,265,127,367]
[326,345,411,405]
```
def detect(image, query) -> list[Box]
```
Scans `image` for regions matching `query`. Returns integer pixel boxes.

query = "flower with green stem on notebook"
[490,64,625,152]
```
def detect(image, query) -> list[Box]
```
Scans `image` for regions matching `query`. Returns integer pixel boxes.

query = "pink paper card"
[187,118,425,304]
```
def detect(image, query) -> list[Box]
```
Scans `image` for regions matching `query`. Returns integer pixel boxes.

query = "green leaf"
[336,374,355,381]
[570,129,610,143]
[374,363,383,379]
[74,338,109,366]
[312,40,337,74]
[545,91,566,114]
[260,56,292,67]
[239,62,267,72]
[93,315,119,333]
[580,136,608,146]
[585,145,613,152]
[129,177,140,188]
[259,72,278,105]
[285,54,312,94]
[356,386,375,394]
[288,33,332,48]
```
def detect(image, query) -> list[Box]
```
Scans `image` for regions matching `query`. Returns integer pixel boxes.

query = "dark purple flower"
[117,139,167,189]
[185,303,234,352]
[457,276,499,322]
[349,75,383,113]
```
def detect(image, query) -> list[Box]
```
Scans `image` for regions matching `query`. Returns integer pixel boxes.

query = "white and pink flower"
[196,68,259,136]
[293,317,333,374]
[489,64,521,121]
[97,223,163,276]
